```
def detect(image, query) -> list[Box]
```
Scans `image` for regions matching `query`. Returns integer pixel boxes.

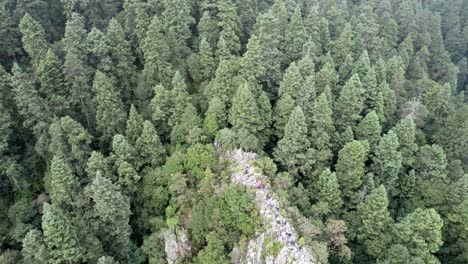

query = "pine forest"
[0,0,467,263]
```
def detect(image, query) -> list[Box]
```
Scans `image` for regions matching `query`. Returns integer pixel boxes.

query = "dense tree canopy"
[0,0,467,263]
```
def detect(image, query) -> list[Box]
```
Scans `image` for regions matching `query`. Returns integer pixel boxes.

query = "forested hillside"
[0,0,467,263]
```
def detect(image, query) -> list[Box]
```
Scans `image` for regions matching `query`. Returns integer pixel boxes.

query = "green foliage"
[140,14,172,94]
[334,74,364,133]
[136,121,165,168]
[11,62,51,134]
[8,198,38,243]
[410,144,448,209]
[0,1,466,263]
[22,229,49,264]
[93,71,127,146]
[356,110,382,149]
[357,185,393,257]
[285,5,306,62]
[217,0,241,56]
[50,156,79,207]
[308,93,334,176]
[125,104,144,144]
[89,174,131,261]
[372,131,402,192]
[63,13,94,128]
[229,82,261,135]
[395,208,444,260]
[218,185,260,238]
[203,97,227,139]
[273,106,310,179]
[195,232,229,264]
[48,116,92,176]
[336,140,369,200]
[18,13,48,67]
[36,49,68,116]
[42,203,84,263]
[316,169,342,211]
[184,143,216,181]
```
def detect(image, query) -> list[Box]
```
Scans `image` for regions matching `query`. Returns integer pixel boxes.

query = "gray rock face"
[164,229,191,264]
[225,149,316,264]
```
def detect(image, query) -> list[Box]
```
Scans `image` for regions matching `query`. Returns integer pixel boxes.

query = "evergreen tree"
[217,0,241,56]
[169,71,191,127]
[395,208,444,261]
[136,121,165,168]
[89,174,131,261]
[393,116,418,169]
[198,11,219,48]
[107,19,136,104]
[228,82,260,135]
[110,134,140,191]
[316,168,343,211]
[87,27,111,73]
[63,13,94,128]
[203,97,227,140]
[22,229,49,264]
[50,156,79,207]
[256,91,273,143]
[338,54,355,85]
[97,256,118,264]
[36,49,68,116]
[273,93,295,139]
[237,0,258,42]
[240,34,265,85]
[150,84,172,138]
[371,131,402,193]
[355,110,381,149]
[11,63,51,150]
[0,5,20,62]
[86,151,112,182]
[380,18,398,58]
[278,62,304,100]
[362,67,384,121]
[410,145,448,209]
[381,81,397,125]
[92,71,127,146]
[357,185,393,257]
[334,74,364,133]
[304,4,321,52]
[140,15,172,102]
[125,104,144,145]
[297,52,316,80]
[162,0,194,61]
[256,11,283,88]
[319,18,331,52]
[336,140,369,200]
[0,100,11,156]
[42,203,84,263]
[48,116,93,176]
[195,232,229,264]
[433,105,468,169]
[170,103,202,146]
[18,13,48,67]
[315,55,338,95]
[285,5,306,62]
[333,23,352,66]
[206,60,237,106]
[309,93,335,176]
[197,37,216,82]
[351,50,371,80]
[273,106,310,180]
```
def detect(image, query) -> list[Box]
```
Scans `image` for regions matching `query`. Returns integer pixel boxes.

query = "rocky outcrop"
[164,229,191,264]
[225,149,316,264]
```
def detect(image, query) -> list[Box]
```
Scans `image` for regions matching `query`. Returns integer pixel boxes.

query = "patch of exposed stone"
[225,149,315,264]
